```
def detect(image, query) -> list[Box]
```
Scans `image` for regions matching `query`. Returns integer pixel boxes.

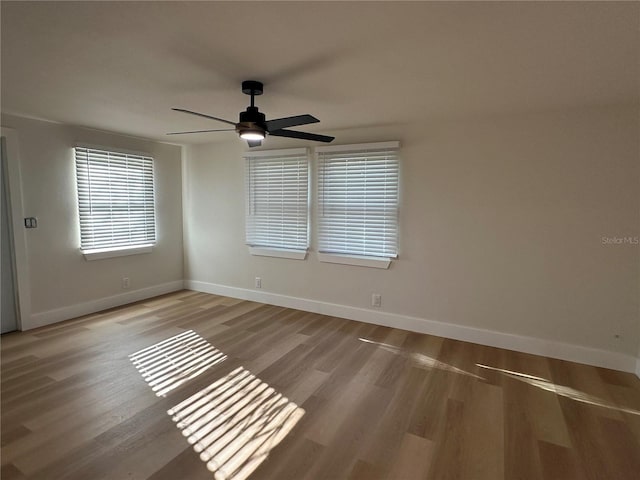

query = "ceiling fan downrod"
[238,81,267,139]
[241,80,263,108]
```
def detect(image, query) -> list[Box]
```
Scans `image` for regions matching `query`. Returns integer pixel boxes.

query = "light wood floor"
[2,290,639,480]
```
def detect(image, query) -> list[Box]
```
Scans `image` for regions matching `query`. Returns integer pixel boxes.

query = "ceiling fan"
[168,80,335,147]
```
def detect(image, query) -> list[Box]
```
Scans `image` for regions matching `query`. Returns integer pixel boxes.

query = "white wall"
[1,114,184,329]
[183,105,639,369]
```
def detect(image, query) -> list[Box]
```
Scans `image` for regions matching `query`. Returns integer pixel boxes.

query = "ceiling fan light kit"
[169,80,334,147]
[239,130,265,141]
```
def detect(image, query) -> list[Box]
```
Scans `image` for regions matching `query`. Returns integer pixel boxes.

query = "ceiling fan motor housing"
[237,106,267,135]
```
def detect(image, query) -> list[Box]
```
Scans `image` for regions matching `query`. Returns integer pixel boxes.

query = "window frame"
[74,145,157,261]
[315,141,400,269]
[244,147,310,260]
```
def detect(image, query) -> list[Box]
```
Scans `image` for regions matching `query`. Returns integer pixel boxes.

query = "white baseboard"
[185,280,637,374]
[27,280,185,330]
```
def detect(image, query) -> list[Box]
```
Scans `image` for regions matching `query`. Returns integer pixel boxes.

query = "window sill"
[317,253,392,269]
[82,245,154,261]
[248,247,308,260]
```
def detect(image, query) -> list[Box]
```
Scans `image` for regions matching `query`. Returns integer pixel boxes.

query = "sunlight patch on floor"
[168,366,305,480]
[476,363,640,416]
[129,330,226,397]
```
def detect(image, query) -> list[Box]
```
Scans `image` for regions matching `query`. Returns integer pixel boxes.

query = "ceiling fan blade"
[166,128,235,135]
[247,140,262,148]
[266,114,319,132]
[269,129,335,143]
[172,108,237,126]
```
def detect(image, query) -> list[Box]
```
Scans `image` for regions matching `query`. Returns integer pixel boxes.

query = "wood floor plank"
[596,416,640,477]
[361,366,431,471]
[425,398,465,480]
[0,463,26,480]
[548,358,635,480]
[538,440,586,480]
[508,351,573,448]
[458,381,504,479]
[2,290,639,480]
[347,459,386,480]
[0,424,31,448]
[605,383,640,438]
[145,447,211,480]
[386,433,435,480]
[250,436,325,480]
[502,368,546,480]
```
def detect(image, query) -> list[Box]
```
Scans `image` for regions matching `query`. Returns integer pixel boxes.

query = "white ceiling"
[2,1,638,144]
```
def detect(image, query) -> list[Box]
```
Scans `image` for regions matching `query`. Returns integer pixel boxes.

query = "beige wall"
[4,106,637,363]
[183,105,639,358]
[1,114,184,326]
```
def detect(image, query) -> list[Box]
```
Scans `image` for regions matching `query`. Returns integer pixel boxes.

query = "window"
[245,148,309,259]
[74,146,156,259]
[317,141,399,268]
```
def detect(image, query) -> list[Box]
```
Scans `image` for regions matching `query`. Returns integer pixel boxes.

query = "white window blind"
[245,148,309,252]
[317,141,399,259]
[74,146,156,253]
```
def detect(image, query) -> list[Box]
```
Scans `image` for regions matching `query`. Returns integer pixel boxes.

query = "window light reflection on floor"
[358,337,485,380]
[129,330,227,397]
[476,363,640,416]
[168,366,305,480]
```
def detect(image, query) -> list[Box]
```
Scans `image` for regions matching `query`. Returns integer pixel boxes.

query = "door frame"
[1,127,30,331]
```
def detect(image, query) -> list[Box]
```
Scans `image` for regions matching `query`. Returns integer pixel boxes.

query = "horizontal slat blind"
[245,149,309,251]
[317,143,399,258]
[74,147,156,252]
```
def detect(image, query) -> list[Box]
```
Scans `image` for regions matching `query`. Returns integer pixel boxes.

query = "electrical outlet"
[255,277,262,289]
[122,277,130,289]
[372,293,382,308]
